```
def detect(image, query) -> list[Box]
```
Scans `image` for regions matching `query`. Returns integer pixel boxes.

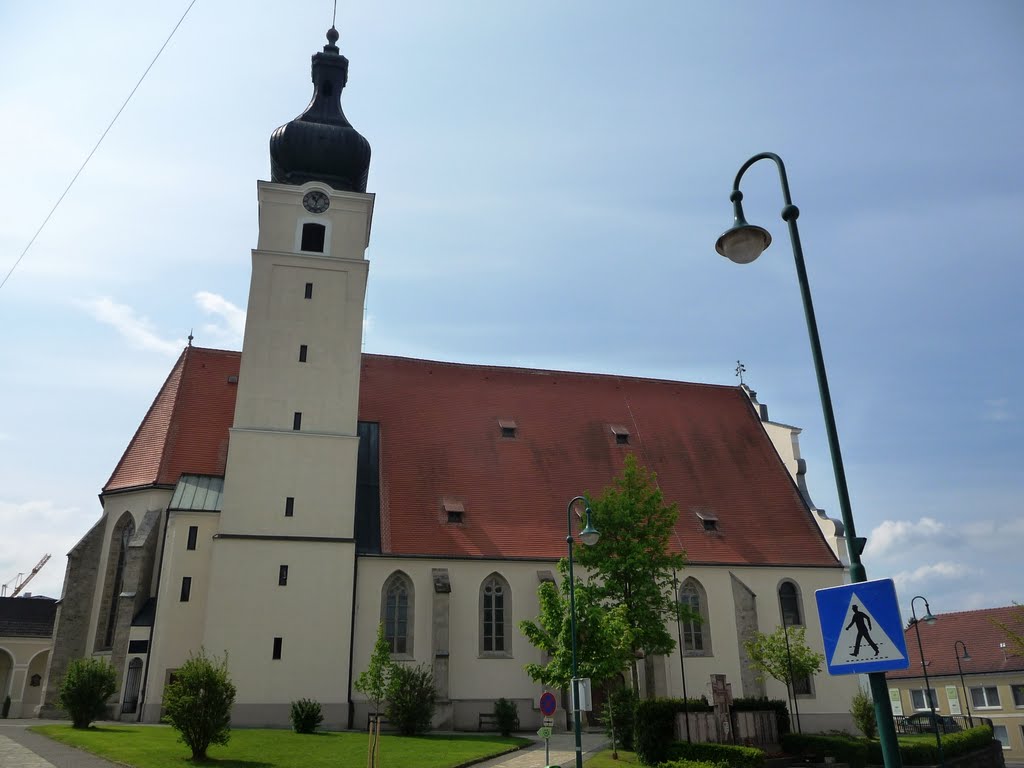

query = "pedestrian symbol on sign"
[846,604,879,657]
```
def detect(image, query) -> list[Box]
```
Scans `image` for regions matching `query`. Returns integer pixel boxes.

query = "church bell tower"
[202,26,373,727]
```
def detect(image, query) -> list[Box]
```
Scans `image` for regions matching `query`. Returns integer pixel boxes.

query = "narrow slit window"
[304,282,313,299]
[300,223,326,252]
[299,344,308,363]
[272,637,282,660]
[180,576,192,602]
[279,565,289,586]
[293,412,302,430]
[285,497,295,517]
[186,525,198,550]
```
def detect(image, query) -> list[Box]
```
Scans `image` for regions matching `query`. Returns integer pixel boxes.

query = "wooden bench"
[478,712,519,732]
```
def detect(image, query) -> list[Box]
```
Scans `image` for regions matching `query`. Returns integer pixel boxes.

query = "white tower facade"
[202,26,374,726]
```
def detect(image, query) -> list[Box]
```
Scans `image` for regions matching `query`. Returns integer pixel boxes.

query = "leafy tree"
[520,558,635,753]
[991,602,1024,656]
[58,657,117,728]
[162,649,237,760]
[385,663,436,735]
[573,454,688,692]
[354,623,396,767]
[744,625,824,732]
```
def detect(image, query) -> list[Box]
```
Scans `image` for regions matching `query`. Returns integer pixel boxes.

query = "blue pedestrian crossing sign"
[815,578,910,676]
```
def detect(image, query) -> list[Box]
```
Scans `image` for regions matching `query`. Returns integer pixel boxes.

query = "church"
[38,27,858,732]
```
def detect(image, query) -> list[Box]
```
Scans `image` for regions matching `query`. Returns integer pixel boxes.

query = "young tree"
[354,623,395,768]
[58,657,117,728]
[573,454,688,692]
[851,686,877,739]
[162,649,237,760]
[991,602,1024,656]
[744,625,824,732]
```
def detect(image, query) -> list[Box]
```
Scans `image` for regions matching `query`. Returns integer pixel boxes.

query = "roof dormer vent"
[695,509,719,532]
[498,419,517,439]
[610,424,630,445]
[442,498,465,524]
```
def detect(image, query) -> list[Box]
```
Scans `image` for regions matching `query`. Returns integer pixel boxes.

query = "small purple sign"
[539,691,557,716]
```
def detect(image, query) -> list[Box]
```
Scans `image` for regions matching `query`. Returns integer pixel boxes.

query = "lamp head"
[578,504,600,547]
[924,609,937,625]
[962,649,972,662]
[716,223,772,264]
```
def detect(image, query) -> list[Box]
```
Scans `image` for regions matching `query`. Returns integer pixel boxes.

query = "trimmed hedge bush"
[658,761,726,768]
[665,740,764,768]
[492,697,518,736]
[58,658,117,729]
[781,733,868,768]
[290,698,323,733]
[864,724,996,766]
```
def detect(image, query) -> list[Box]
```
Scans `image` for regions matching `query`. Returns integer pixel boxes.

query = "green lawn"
[31,725,529,768]
[584,749,641,766]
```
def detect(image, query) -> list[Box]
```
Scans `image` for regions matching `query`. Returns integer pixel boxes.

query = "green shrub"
[944,723,995,758]
[385,663,436,735]
[162,650,237,760]
[57,658,117,728]
[781,733,867,768]
[290,698,323,734]
[657,760,726,768]
[732,696,789,736]
[666,740,764,768]
[634,698,718,765]
[493,697,519,736]
[605,688,638,750]
[1,695,10,718]
[850,687,876,739]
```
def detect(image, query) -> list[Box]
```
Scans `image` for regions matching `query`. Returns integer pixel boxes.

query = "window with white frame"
[970,685,1001,709]
[778,581,803,626]
[911,688,938,710]
[381,571,413,657]
[992,725,1009,749]
[679,578,712,656]
[480,573,511,656]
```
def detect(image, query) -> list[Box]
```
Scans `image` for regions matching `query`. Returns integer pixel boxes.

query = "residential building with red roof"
[887,605,1024,759]
[38,27,863,733]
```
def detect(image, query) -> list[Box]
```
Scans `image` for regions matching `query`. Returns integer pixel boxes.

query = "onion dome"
[270,27,371,192]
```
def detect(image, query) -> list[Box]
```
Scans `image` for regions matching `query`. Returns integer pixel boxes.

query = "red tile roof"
[103,348,841,567]
[887,605,1024,679]
[104,347,240,492]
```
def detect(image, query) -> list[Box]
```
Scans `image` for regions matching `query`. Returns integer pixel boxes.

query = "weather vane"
[735,360,746,385]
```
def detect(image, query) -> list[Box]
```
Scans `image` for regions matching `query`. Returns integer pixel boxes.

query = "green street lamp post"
[566,495,600,768]
[715,152,902,768]
[910,596,942,765]
[954,640,973,727]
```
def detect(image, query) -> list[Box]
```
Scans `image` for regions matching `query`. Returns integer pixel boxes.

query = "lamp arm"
[731,152,795,208]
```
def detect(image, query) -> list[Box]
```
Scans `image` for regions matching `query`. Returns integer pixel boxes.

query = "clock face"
[302,190,330,214]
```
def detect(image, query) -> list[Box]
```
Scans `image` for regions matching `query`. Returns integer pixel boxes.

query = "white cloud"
[194,291,246,348]
[865,517,946,558]
[892,561,975,588]
[78,297,184,355]
[0,499,91,599]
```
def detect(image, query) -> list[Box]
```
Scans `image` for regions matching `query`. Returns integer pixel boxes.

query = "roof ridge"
[361,352,742,391]
[103,348,189,492]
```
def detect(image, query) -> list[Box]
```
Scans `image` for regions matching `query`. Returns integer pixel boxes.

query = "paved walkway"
[0,721,607,768]
[0,721,120,768]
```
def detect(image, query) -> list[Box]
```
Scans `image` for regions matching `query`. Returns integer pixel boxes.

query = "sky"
[0,2,1021,621]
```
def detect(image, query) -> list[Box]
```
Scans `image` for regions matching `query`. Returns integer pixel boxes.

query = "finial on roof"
[325,26,340,53]
[735,360,746,385]
[188,329,194,347]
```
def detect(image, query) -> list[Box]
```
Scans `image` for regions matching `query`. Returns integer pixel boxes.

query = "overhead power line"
[0,0,199,292]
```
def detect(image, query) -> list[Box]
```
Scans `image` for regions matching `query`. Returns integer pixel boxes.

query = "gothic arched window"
[381,571,414,657]
[480,573,511,656]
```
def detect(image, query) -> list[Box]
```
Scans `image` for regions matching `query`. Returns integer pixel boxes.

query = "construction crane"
[1,554,51,597]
